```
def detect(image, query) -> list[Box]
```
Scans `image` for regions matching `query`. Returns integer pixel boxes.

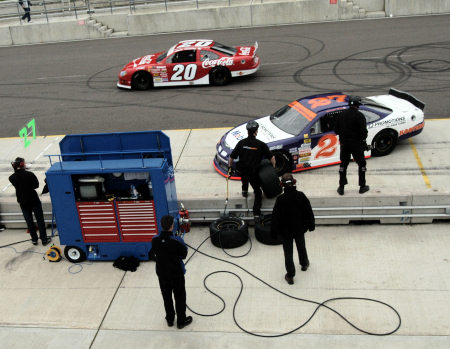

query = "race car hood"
[124,52,164,69]
[224,115,293,150]
[368,95,421,113]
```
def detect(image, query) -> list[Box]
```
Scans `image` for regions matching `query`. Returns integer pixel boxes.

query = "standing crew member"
[334,96,370,195]
[228,120,276,220]
[271,173,315,285]
[9,157,51,245]
[151,215,192,329]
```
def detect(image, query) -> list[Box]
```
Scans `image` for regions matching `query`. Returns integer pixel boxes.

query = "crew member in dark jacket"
[334,95,370,195]
[8,157,50,245]
[228,120,275,219]
[151,215,192,329]
[271,173,315,285]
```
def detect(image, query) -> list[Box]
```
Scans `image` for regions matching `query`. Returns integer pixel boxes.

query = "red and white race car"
[117,39,260,90]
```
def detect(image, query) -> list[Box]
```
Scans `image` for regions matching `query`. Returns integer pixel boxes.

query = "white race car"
[214,89,425,178]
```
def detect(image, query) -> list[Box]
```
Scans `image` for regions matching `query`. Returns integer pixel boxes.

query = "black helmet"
[246,120,259,134]
[348,95,362,107]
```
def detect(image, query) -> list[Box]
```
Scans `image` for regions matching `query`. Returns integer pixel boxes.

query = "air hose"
[185,233,401,337]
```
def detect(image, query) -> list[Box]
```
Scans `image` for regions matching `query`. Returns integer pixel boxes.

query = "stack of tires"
[254,214,283,245]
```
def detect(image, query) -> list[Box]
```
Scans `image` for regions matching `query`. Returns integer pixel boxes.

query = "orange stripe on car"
[288,101,317,121]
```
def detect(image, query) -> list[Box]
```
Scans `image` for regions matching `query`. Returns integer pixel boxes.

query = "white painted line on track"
[36,75,87,80]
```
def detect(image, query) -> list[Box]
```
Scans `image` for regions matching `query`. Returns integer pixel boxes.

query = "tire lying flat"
[210,216,248,249]
[255,214,283,245]
[258,159,282,199]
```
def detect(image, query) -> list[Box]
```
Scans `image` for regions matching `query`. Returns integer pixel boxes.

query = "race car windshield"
[156,52,167,62]
[212,42,237,56]
[270,104,310,136]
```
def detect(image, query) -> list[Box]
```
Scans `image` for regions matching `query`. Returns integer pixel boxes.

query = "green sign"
[19,118,36,149]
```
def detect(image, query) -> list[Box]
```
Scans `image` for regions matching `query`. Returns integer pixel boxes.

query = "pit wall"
[1,0,449,46]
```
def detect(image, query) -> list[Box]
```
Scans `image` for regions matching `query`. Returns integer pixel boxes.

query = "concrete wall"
[1,0,449,46]
[352,0,384,12]
[385,0,450,16]
[8,20,103,45]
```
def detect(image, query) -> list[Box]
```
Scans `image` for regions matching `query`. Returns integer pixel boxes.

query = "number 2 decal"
[315,134,338,159]
[171,64,197,81]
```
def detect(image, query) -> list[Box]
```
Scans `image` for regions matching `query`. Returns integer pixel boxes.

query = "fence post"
[73,0,78,19]
[43,0,49,23]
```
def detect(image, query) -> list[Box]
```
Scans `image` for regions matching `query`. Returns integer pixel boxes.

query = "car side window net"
[169,50,197,63]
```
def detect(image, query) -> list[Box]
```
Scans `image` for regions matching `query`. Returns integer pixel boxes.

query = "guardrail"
[0,0,255,23]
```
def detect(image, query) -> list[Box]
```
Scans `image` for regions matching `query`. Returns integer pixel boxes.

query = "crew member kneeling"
[271,174,315,285]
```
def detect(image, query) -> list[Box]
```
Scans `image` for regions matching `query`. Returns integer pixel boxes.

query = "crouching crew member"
[151,215,192,329]
[271,173,315,285]
[334,95,370,195]
[228,120,275,220]
[9,157,51,245]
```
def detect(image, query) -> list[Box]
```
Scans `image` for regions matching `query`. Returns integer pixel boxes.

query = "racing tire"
[64,246,87,263]
[258,159,282,199]
[273,151,292,176]
[209,67,231,86]
[210,216,248,249]
[255,214,283,246]
[371,130,397,156]
[131,71,153,90]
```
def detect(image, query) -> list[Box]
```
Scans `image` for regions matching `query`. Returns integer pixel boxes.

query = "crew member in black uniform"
[228,120,275,219]
[334,96,370,195]
[271,173,315,285]
[9,157,51,245]
[151,215,192,329]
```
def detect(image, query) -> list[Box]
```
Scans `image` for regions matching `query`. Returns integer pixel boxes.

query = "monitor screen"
[79,184,100,200]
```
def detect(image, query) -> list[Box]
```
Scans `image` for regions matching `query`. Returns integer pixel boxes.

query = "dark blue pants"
[22,8,31,22]
[158,276,186,326]
[20,201,47,242]
[282,233,309,278]
[241,173,262,215]
[339,142,367,187]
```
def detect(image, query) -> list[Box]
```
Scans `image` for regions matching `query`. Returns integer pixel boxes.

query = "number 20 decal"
[315,134,338,159]
[171,64,197,81]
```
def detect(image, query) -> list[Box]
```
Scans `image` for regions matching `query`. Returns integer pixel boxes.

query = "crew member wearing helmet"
[334,96,370,195]
[271,173,315,285]
[8,157,51,245]
[228,120,275,220]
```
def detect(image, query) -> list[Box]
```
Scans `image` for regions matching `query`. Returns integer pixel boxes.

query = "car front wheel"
[131,71,153,90]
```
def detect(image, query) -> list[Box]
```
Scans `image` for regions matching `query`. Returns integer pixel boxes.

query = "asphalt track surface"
[0,15,449,138]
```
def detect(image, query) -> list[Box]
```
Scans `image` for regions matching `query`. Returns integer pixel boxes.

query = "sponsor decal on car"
[368,116,406,129]
[399,122,424,136]
[239,47,251,55]
[201,57,234,69]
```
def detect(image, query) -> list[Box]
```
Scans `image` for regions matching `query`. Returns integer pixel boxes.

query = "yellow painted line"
[408,138,431,189]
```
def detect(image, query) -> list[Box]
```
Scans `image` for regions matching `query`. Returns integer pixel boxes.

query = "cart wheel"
[46,246,62,262]
[255,214,283,246]
[64,246,87,263]
[210,216,248,249]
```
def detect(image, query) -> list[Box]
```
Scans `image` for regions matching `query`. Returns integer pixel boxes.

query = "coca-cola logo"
[202,57,234,69]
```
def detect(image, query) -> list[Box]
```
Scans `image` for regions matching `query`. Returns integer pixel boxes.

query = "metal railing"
[0,0,258,23]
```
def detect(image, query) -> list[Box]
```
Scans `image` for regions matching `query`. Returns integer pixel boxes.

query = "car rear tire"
[209,67,231,86]
[371,130,397,156]
[64,246,86,263]
[258,159,282,199]
[210,217,248,249]
[255,214,283,245]
[131,71,153,90]
[273,151,292,176]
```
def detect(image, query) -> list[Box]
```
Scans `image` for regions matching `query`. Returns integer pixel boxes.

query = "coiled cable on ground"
[185,232,401,337]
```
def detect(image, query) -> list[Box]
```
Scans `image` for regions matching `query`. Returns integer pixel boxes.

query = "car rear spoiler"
[389,88,425,110]
[253,41,258,57]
